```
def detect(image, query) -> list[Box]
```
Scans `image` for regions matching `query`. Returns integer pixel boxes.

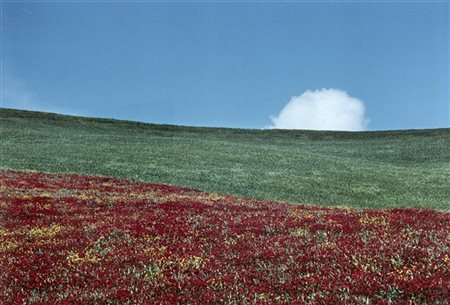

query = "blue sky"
[2,1,449,130]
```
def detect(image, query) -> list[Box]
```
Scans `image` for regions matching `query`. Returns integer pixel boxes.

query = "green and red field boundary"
[2,108,449,211]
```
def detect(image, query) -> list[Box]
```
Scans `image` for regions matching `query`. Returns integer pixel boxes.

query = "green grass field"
[1,108,449,210]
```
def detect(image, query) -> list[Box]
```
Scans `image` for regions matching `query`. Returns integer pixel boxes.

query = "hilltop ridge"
[1,108,449,210]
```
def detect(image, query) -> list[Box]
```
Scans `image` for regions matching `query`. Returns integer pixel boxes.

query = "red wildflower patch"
[0,170,449,304]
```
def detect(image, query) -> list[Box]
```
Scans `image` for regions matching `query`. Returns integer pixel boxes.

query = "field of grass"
[1,108,449,210]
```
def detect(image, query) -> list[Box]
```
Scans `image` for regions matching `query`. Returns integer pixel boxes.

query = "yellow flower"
[359,215,389,227]
[67,248,101,265]
[289,227,310,237]
[28,224,63,238]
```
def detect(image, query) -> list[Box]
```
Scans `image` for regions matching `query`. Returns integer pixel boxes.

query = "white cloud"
[269,88,369,131]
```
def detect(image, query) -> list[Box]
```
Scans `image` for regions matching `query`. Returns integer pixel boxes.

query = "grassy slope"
[1,108,449,210]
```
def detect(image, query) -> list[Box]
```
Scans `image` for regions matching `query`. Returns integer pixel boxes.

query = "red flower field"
[0,170,449,304]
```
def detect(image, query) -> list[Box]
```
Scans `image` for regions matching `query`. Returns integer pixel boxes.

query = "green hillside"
[1,108,449,210]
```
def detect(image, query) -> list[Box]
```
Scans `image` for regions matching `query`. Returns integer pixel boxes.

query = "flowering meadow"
[0,170,449,305]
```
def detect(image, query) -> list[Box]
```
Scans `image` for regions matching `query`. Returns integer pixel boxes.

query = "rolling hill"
[1,108,449,210]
